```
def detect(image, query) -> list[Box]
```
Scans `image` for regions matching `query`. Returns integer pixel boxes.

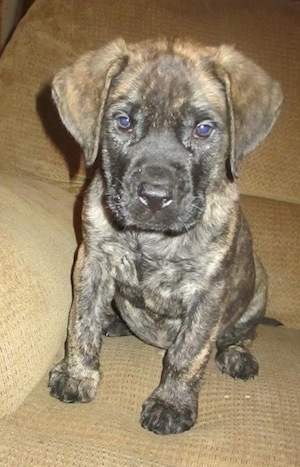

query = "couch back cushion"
[0,0,299,204]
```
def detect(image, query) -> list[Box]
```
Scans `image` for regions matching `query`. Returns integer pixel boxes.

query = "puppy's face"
[101,49,229,233]
[52,39,282,234]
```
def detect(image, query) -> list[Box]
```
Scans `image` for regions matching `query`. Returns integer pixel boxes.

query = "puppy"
[48,39,283,435]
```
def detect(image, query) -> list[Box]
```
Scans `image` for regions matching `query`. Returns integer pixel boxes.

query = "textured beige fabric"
[241,195,300,328]
[0,0,299,464]
[0,175,76,417]
[0,0,299,204]
[0,327,299,466]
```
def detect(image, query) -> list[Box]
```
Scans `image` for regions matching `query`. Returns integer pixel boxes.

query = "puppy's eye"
[194,121,215,139]
[116,115,132,131]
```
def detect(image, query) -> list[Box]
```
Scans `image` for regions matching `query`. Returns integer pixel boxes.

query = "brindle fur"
[48,39,282,435]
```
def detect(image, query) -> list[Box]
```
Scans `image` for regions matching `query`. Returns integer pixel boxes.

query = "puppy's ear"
[211,46,283,178]
[52,39,129,166]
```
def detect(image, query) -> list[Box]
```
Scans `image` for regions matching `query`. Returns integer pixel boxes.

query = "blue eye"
[194,122,215,139]
[117,115,132,130]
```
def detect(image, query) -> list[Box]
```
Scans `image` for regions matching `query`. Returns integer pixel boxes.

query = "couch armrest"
[0,175,76,417]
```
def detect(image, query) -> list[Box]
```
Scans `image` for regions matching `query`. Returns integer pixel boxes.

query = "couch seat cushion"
[0,326,299,465]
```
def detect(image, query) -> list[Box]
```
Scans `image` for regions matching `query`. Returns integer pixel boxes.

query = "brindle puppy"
[48,39,283,435]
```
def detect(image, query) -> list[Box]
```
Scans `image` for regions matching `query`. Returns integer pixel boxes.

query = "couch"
[0,0,299,465]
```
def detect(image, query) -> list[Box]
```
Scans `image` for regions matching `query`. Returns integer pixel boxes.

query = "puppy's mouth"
[125,184,182,229]
[107,169,205,234]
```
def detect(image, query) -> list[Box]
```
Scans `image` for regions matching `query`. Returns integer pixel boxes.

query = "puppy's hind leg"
[215,255,267,381]
[102,301,132,337]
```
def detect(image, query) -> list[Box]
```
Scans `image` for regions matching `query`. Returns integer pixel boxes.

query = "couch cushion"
[0,175,76,417]
[241,195,300,329]
[0,326,299,465]
[0,0,299,204]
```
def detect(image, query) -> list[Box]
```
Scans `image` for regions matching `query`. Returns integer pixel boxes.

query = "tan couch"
[0,0,299,465]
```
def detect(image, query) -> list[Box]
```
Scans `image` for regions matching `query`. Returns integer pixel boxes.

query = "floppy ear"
[52,39,129,166]
[211,46,283,178]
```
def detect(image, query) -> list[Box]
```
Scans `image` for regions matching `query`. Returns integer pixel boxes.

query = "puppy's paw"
[102,315,132,337]
[48,360,100,403]
[140,390,197,435]
[215,345,259,380]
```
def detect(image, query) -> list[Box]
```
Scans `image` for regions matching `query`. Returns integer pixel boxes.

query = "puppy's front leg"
[141,295,222,435]
[49,243,115,403]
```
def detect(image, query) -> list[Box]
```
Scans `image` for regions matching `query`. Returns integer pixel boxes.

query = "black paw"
[140,391,197,435]
[48,360,100,403]
[215,345,259,381]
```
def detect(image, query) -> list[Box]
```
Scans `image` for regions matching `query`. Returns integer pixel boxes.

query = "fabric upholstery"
[0,0,299,465]
[1,327,300,466]
[0,175,76,417]
[241,196,300,328]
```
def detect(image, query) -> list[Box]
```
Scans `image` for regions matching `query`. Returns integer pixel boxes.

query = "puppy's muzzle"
[116,133,200,231]
[119,162,197,233]
[138,182,173,213]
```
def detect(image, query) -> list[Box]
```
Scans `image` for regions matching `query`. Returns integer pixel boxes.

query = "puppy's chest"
[116,246,199,313]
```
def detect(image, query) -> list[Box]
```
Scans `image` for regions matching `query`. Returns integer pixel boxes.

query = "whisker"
[178,217,189,234]
[115,177,126,191]
[191,204,203,213]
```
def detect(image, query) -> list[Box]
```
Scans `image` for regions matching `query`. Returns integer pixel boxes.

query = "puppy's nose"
[137,183,173,212]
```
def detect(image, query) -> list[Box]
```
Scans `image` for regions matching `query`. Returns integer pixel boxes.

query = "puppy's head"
[52,39,282,234]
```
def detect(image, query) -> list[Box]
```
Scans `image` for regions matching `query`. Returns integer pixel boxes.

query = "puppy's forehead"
[108,43,226,117]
